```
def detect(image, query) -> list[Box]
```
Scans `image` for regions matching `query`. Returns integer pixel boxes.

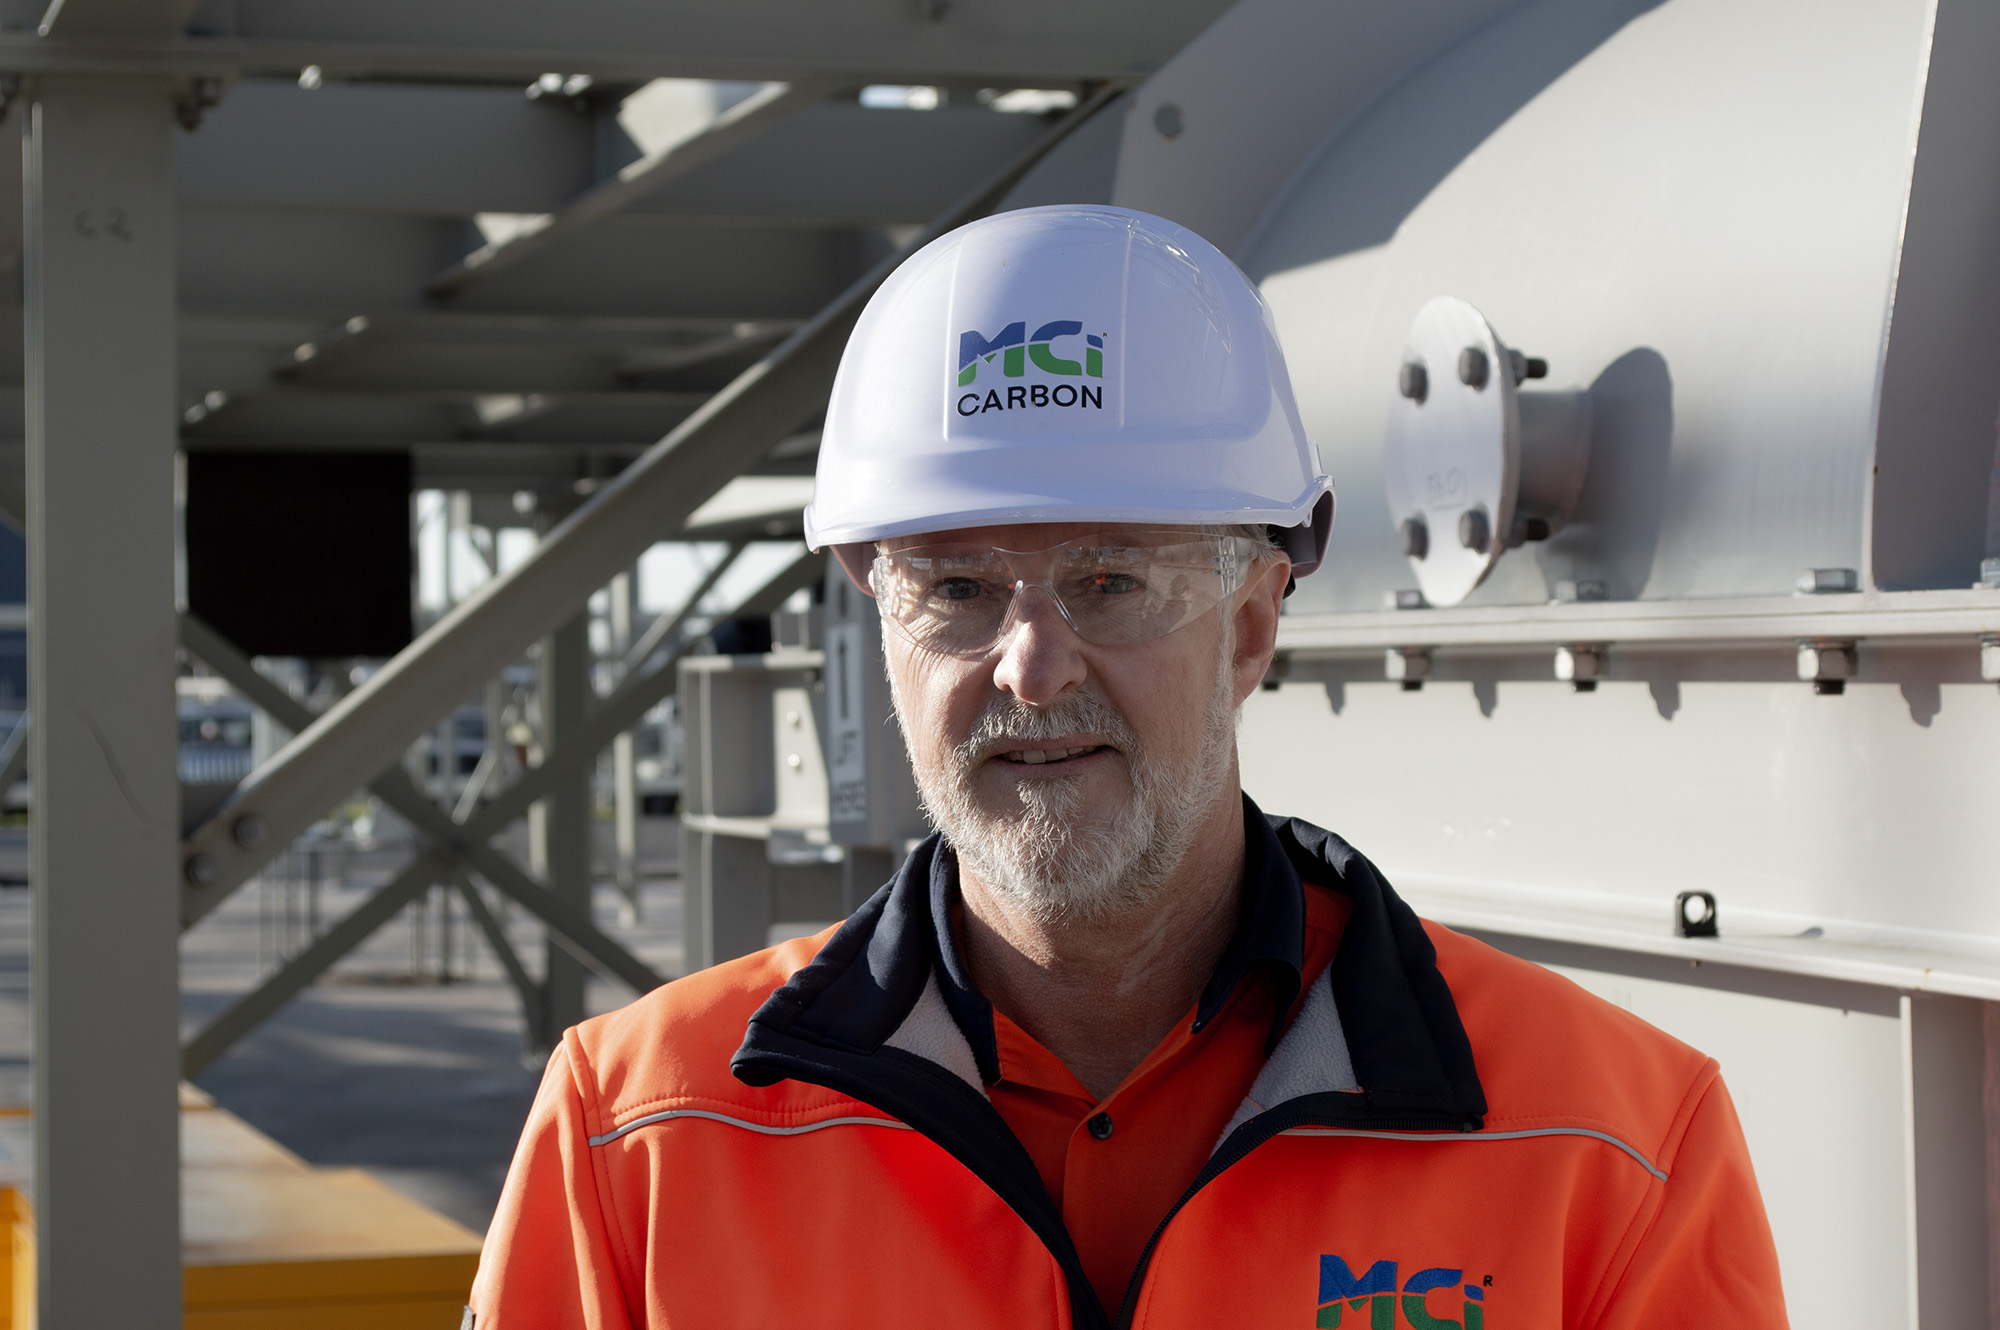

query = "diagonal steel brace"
[176,83,1128,908]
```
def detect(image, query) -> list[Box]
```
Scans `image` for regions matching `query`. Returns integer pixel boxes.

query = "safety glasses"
[869,530,1264,658]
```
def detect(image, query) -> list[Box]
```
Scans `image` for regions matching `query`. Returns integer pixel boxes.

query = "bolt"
[1796,639,1857,690]
[1795,568,1859,595]
[1385,647,1431,690]
[184,853,217,887]
[1458,507,1490,554]
[231,813,267,848]
[1523,357,1548,379]
[1555,644,1605,693]
[1457,347,1489,390]
[1399,516,1429,560]
[1152,103,1184,138]
[1508,515,1551,546]
[1398,362,1428,403]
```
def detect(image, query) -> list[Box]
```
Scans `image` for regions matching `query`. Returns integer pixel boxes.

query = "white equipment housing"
[1108,1,2000,1325]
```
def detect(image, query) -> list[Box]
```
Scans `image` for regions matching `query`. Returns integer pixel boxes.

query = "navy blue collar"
[926,794,1307,1084]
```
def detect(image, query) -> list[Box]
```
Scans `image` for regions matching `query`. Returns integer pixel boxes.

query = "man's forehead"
[878,521,1208,551]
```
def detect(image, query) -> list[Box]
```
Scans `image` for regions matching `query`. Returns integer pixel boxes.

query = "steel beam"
[178,85,1119,903]
[620,541,747,676]
[452,872,540,1036]
[426,80,831,297]
[0,0,1230,83]
[180,849,443,1078]
[173,550,816,1071]
[0,712,28,800]
[176,612,665,993]
[25,74,182,1330]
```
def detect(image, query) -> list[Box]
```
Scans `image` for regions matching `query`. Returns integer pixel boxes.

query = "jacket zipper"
[1112,1101,1482,1330]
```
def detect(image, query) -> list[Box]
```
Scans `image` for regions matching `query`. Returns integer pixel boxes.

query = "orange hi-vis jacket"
[470,810,1788,1330]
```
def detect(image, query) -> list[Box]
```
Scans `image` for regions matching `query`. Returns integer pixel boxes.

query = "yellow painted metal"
[0,1093,481,1329]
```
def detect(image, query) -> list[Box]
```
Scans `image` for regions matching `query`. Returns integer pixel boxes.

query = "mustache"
[952,689,1139,767]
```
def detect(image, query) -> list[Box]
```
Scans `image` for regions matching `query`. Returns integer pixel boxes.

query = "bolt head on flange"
[1398,362,1428,403]
[1399,516,1429,560]
[1457,347,1489,390]
[232,813,267,848]
[1457,507,1490,554]
[184,853,217,887]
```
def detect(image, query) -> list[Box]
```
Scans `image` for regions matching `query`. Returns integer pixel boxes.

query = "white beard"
[892,650,1239,926]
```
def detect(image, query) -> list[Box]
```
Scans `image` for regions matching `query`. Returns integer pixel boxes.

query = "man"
[469,207,1787,1329]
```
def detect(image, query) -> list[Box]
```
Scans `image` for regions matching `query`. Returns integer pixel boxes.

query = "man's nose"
[990,583,1088,705]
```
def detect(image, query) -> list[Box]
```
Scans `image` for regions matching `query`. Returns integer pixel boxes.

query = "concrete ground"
[0,818,686,1236]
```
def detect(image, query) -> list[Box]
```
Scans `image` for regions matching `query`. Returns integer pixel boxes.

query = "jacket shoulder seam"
[562,1036,646,1325]
[1577,1060,1719,1328]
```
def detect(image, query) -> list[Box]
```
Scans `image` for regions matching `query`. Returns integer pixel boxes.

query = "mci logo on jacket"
[955,319,1105,417]
[1315,1257,1486,1330]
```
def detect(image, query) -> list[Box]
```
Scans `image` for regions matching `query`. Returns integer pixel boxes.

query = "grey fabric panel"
[1213,965,1358,1149]
[884,971,988,1096]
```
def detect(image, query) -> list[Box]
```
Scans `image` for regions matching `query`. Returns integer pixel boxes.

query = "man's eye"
[933,578,984,602]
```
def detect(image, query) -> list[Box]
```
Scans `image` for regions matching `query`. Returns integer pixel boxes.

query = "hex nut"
[1795,639,1857,684]
[1384,647,1431,684]
[1554,644,1604,684]
[1457,347,1489,390]
[1397,362,1428,403]
[1399,516,1430,560]
[1458,507,1491,554]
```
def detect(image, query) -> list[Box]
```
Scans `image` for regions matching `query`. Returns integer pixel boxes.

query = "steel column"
[610,568,640,922]
[530,607,591,1043]
[24,75,181,1330]
[176,84,1125,907]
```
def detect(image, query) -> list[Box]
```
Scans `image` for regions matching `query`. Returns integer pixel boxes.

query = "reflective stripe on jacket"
[469,815,1788,1329]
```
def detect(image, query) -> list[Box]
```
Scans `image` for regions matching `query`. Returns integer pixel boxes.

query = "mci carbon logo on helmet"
[1315,1257,1486,1330]
[955,319,1105,417]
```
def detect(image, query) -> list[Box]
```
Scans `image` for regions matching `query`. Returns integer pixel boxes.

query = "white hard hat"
[804,205,1335,576]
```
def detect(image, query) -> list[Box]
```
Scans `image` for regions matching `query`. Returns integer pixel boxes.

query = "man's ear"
[1229,554,1290,706]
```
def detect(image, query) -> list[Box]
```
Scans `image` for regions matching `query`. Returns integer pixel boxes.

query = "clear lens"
[871,531,1258,657]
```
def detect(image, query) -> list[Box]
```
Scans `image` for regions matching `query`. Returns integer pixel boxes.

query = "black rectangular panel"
[185,452,413,659]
